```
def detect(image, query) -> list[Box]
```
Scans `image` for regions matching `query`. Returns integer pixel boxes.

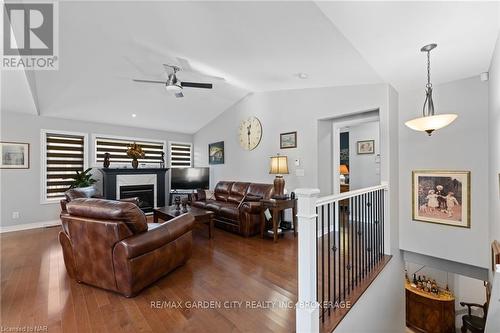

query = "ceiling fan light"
[404,114,458,135]
[165,83,182,92]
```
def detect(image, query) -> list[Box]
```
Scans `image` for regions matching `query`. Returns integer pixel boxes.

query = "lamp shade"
[404,114,458,135]
[269,155,289,175]
[339,164,349,175]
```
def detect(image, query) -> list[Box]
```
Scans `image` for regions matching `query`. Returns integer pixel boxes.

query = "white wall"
[489,33,500,250]
[194,83,405,332]
[0,112,192,229]
[348,121,380,190]
[399,76,490,268]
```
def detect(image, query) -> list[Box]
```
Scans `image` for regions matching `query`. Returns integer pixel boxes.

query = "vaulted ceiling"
[2,1,499,133]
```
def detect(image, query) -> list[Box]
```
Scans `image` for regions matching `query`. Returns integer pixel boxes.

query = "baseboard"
[0,220,61,233]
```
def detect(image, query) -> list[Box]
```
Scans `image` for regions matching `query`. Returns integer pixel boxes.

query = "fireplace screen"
[119,184,155,213]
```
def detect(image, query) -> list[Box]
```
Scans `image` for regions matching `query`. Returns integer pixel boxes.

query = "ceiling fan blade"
[181,81,213,89]
[175,92,184,98]
[132,79,167,84]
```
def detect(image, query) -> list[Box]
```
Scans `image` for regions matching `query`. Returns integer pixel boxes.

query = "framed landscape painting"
[0,142,29,169]
[412,170,470,228]
[357,140,374,154]
[280,131,297,149]
[209,141,224,165]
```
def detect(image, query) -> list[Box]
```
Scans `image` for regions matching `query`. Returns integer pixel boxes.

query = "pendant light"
[405,44,457,135]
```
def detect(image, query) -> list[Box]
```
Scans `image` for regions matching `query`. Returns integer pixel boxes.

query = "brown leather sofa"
[59,198,194,297]
[192,181,273,237]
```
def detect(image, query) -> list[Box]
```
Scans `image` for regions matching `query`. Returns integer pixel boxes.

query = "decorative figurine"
[181,197,188,213]
[160,151,165,168]
[103,152,111,168]
[174,196,181,211]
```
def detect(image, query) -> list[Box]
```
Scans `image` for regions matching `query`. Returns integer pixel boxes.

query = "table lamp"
[339,164,349,185]
[269,154,289,199]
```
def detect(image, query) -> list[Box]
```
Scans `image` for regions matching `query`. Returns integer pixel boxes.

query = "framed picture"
[0,142,29,169]
[357,140,374,154]
[412,170,471,228]
[209,141,224,165]
[280,131,297,149]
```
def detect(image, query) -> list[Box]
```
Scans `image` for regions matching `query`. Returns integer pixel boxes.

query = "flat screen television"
[170,167,209,190]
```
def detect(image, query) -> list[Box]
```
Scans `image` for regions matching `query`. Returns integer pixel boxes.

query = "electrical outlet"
[12,212,20,219]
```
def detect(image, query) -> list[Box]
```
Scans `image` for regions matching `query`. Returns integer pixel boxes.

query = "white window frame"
[40,129,89,204]
[91,133,166,168]
[168,141,193,168]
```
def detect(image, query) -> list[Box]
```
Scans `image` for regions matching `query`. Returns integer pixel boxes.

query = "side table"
[260,198,298,242]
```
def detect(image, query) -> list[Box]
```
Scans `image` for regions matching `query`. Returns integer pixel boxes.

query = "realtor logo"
[2,2,58,70]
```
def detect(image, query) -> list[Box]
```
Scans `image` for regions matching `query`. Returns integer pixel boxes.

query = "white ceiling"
[2,1,499,133]
[2,1,382,134]
[316,1,500,92]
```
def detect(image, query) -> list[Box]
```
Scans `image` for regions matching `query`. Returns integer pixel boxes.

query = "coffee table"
[153,205,215,239]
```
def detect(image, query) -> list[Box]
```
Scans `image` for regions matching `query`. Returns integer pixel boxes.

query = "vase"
[132,159,138,169]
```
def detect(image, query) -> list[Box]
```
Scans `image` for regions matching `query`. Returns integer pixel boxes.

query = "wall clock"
[239,116,262,151]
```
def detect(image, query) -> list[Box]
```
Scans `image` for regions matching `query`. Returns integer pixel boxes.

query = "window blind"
[45,133,85,200]
[95,137,165,166]
[169,142,192,168]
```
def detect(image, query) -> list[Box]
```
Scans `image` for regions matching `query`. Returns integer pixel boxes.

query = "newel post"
[295,188,320,333]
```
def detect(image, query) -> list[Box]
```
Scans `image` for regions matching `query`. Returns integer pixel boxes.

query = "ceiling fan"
[133,64,214,98]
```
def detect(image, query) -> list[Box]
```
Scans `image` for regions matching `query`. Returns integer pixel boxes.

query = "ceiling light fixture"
[296,73,308,79]
[132,114,137,118]
[404,44,457,136]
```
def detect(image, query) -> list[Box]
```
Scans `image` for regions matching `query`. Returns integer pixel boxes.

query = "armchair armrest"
[114,213,194,259]
[460,302,485,316]
[241,201,263,213]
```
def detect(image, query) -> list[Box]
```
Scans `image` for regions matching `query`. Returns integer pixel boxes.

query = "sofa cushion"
[206,201,223,212]
[228,182,250,204]
[214,181,233,202]
[192,200,206,209]
[219,204,240,220]
[247,183,274,200]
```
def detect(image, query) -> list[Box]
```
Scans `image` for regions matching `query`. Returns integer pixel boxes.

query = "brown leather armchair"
[59,198,194,297]
[60,188,139,212]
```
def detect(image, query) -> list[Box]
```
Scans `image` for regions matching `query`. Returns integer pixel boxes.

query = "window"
[41,130,88,203]
[169,142,192,168]
[93,135,165,167]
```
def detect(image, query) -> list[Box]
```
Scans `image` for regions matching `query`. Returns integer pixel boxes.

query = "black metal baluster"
[378,189,382,261]
[333,202,336,307]
[315,206,319,317]
[327,203,331,316]
[370,191,374,271]
[349,197,353,293]
[355,195,359,286]
[381,189,385,259]
[321,205,325,320]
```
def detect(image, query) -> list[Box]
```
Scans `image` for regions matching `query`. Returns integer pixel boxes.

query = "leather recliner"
[60,187,139,213]
[192,181,273,237]
[59,198,194,297]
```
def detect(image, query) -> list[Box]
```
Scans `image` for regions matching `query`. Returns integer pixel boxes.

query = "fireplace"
[120,184,155,213]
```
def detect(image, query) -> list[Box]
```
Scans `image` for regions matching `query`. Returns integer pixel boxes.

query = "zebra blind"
[95,136,165,166]
[45,133,85,200]
[169,142,192,168]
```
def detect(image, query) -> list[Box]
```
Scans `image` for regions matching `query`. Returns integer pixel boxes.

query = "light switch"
[295,159,300,166]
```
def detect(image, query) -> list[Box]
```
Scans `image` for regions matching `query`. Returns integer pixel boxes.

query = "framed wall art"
[357,140,374,154]
[0,142,29,169]
[280,131,297,149]
[209,141,224,165]
[412,170,471,228]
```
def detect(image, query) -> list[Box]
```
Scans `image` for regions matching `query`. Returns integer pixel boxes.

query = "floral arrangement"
[126,142,145,160]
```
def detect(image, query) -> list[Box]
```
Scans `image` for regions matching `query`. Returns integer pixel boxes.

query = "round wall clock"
[239,116,262,151]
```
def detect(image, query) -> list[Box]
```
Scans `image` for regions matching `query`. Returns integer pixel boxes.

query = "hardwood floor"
[1,223,298,333]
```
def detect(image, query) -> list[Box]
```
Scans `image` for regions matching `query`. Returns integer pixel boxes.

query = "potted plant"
[126,142,145,169]
[69,168,98,196]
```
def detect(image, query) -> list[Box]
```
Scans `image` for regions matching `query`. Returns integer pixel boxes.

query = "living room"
[2,1,500,333]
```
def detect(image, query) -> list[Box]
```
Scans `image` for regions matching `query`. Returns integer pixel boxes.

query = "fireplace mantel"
[99,168,169,208]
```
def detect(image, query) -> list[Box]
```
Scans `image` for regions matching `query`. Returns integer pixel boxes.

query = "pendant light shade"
[405,43,457,136]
